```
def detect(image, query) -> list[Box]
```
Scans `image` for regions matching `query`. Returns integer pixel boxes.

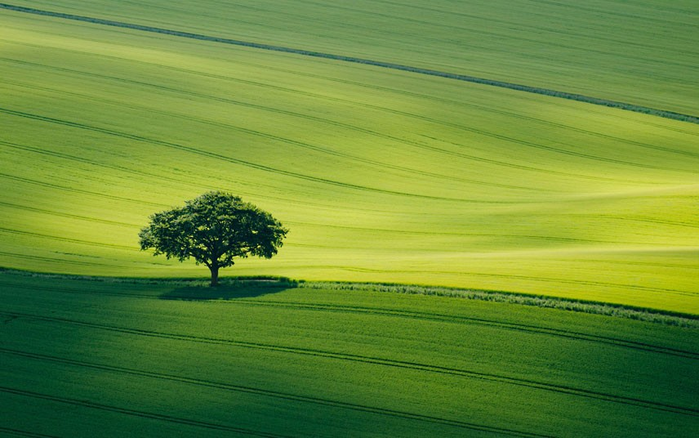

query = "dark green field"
[1,271,697,437]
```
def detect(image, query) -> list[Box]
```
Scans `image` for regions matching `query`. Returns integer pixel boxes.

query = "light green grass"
[4,0,699,115]
[1,5,698,313]
[1,272,698,437]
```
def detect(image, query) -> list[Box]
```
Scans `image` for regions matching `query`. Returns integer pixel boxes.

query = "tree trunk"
[209,264,219,287]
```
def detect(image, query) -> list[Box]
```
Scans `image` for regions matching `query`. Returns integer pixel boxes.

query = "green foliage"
[139,192,287,285]
[0,1,698,312]
[1,272,698,437]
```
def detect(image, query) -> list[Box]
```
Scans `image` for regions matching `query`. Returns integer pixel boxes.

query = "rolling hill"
[2,2,699,437]
[1,1,698,313]
[2,272,697,437]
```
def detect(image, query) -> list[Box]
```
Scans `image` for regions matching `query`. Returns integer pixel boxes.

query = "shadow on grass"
[160,279,298,301]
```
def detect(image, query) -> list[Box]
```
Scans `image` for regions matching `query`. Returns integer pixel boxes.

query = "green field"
[1,1,698,313]
[1,1,699,436]
[2,272,698,437]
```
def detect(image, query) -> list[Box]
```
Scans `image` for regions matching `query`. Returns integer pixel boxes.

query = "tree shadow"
[159,279,297,301]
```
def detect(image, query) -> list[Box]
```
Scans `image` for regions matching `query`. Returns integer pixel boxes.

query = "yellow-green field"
[2,2,699,437]
[1,1,698,315]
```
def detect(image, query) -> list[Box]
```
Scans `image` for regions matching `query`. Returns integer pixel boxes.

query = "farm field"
[1,2,698,313]
[1,272,698,437]
[3,0,699,115]
[1,1,699,436]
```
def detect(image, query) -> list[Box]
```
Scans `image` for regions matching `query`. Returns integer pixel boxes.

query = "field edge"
[3,267,697,327]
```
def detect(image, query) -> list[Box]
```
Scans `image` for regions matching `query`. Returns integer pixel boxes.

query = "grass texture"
[0,2,698,313]
[1,272,698,437]
[3,0,699,115]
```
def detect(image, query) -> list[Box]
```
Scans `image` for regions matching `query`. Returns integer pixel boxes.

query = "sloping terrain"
[1,2,699,436]
[1,273,698,437]
[3,0,699,115]
[2,3,698,312]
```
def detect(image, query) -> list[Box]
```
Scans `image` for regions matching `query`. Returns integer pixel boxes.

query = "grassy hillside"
[1,272,698,437]
[1,4,698,313]
[3,0,698,115]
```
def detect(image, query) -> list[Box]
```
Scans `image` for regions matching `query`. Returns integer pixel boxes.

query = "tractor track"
[0,348,551,438]
[2,309,697,417]
[1,3,697,124]
[0,386,294,438]
[0,427,62,438]
[0,107,509,204]
[2,280,696,359]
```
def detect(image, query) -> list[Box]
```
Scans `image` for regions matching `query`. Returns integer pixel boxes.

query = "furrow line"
[295,0,697,70]
[5,56,676,185]
[0,107,504,203]
[14,54,691,171]
[0,200,138,228]
[0,348,550,438]
[1,61,556,191]
[0,386,293,438]
[225,300,699,360]
[5,58,686,175]
[193,56,698,167]
[0,227,136,251]
[0,427,61,438]
[1,3,696,124]
[5,278,697,351]
[372,0,699,56]
[526,0,699,28]
[348,267,699,298]
[3,310,696,416]
[0,172,168,208]
[0,251,116,268]
[0,139,215,191]
[131,56,699,160]
[284,219,689,246]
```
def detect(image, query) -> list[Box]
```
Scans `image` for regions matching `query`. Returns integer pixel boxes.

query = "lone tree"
[139,191,288,287]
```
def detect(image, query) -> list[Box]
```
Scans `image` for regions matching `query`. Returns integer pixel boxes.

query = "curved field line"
[7,278,696,357]
[0,200,137,228]
[0,172,168,208]
[371,0,699,57]
[0,227,136,251]
[12,51,694,161]
[5,78,534,191]
[526,0,699,28]
[0,139,220,192]
[0,250,118,268]
[3,310,696,416]
[292,0,697,72]
[1,135,396,215]
[10,54,694,180]
[154,53,698,161]
[150,57,699,155]
[0,386,293,438]
[0,107,511,203]
[523,213,699,231]
[0,348,550,437]
[5,55,695,178]
[284,219,691,247]
[207,299,699,360]
[6,56,682,188]
[5,278,693,358]
[0,59,582,191]
[337,266,699,298]
[0,3,697,124]
[0,427,61,438]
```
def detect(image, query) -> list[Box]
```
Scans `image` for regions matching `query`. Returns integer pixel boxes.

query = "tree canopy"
[139,191,288,286]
